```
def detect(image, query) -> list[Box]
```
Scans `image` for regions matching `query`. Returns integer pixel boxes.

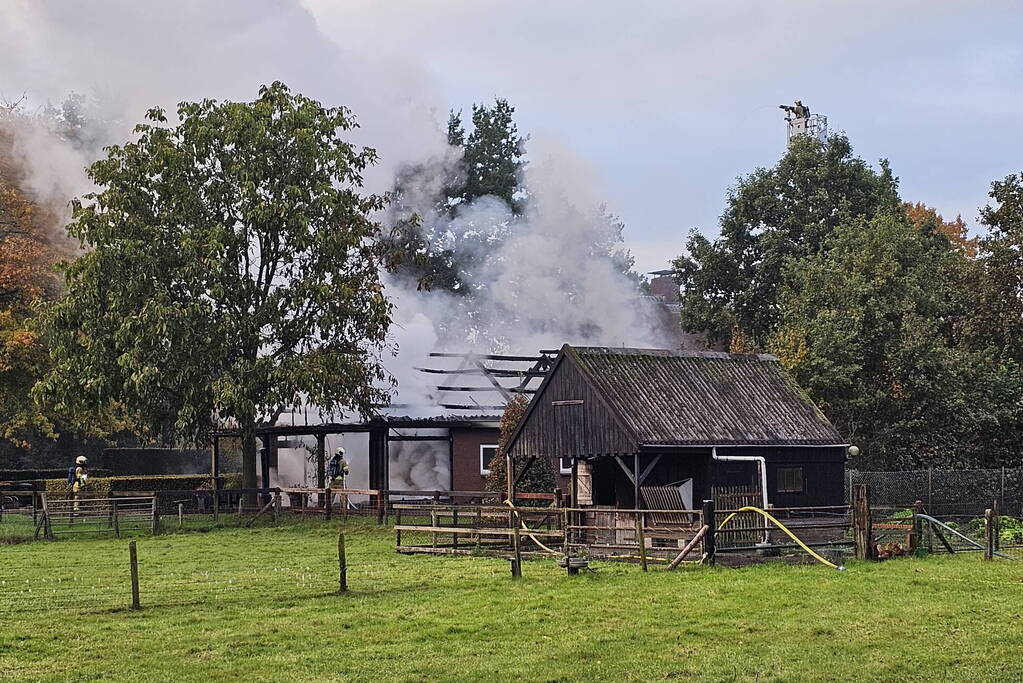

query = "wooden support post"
[129,540,141,610]
[636,512,648,572]
[452,508,459,549]
[853,484,873,561]
[113,501,120,538]
[341,490,349,521]
[506,451,515,504]
[395,507,402,547]
[511,509,522,579]
[984,508,994,561]
[701,499,716,565]
[667,525,709,570]
[151,495,160,535]
[316,433,326,508]
[376,490,386,525]
[431,506,439,550]
[178,502,184,530]
[325,487,333,522]
[273,490,281,524]
[338,530,348,593]
[237,495,243,522]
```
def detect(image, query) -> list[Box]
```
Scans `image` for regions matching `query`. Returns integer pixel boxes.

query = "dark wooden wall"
[588,446,845,509]
[510,355,637,461]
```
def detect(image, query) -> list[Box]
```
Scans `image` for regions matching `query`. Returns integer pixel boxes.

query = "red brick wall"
[450,428,500,491]
[450,427,571,493]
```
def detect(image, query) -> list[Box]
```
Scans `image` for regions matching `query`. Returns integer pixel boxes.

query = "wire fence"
[847,468,1023,517]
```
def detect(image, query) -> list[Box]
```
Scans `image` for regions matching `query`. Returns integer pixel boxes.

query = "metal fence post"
[927,468,933,512]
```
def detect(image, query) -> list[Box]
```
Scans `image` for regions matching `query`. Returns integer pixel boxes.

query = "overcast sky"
[5,1,1023,273]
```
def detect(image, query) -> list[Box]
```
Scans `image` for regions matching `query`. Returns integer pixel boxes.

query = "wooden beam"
[614,456,636,486]
[638,454,662,486]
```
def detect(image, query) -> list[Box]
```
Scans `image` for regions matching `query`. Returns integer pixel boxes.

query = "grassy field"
[1,519,1021,682]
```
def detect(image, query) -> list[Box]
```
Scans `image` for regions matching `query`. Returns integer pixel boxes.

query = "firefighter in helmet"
[327,448,349,488]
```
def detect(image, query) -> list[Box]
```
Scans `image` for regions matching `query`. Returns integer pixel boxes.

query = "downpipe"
[712,447,769,544]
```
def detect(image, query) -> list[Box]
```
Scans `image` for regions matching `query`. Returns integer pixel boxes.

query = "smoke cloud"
[2,1,678,489]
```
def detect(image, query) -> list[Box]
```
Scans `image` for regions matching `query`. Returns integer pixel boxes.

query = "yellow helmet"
[76,456,88,465]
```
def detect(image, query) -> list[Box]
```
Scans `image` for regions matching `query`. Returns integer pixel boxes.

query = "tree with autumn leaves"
[0,119,64,450]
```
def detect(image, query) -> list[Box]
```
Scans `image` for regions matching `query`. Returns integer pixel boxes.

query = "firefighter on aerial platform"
[779,100,810,119]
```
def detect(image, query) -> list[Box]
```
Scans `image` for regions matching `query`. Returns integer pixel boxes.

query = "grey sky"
[305,1,1023,272]
[4,1,1022,274]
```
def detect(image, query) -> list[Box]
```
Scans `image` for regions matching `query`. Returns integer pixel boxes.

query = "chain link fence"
[847,468,1023,517]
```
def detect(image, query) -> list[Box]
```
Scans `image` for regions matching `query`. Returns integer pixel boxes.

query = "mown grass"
[1,518,1021,682]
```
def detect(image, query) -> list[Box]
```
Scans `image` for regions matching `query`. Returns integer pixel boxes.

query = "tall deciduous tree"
[957,173,1023,361]
[770,210,1023,468]
[36,83,393,493]
[674,134,900,348]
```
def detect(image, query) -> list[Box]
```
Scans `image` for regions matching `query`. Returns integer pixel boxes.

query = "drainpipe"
[712,447,769,543]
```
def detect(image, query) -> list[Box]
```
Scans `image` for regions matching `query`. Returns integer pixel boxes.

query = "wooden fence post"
[395,507,402,548]
[376,490,386,525]
[984,508,994,561]
[636,512,648,572]
[38,493,51,540]
[273,490,281,524]
[178,502,184,530]
[151,495,160,535]
[511,509,522,579]
[337,530,348,593]
[112,500,120,538]
[212,487,220,524]
[992,499,1001,552]
[910,500,923,555]
[853,484,873,561]
[129,540,141,610]
[325,488,333,522]
[701,499,716,565]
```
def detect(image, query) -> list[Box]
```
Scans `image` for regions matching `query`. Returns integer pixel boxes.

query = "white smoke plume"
[2,1,677,488]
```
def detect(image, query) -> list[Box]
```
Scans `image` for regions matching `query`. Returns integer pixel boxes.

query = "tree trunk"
[241,415,258,507]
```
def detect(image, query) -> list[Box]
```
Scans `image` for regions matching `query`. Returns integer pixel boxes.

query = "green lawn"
[1,519,1020,682]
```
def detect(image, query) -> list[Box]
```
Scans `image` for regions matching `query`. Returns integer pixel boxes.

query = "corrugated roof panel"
[570,347,842,446]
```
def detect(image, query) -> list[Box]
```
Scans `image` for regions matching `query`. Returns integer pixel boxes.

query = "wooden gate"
[712,485,762,547]
[37,494,156,538]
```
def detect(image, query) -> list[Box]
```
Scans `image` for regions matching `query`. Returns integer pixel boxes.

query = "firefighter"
[327,449,349,488]
[69,455,89,511]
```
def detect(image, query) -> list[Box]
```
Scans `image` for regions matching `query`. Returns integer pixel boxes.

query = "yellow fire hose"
[505,500,565,556]
[717,506,845,570]
[502,502,844,570]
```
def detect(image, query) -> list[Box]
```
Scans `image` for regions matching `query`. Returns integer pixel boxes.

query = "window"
[559,457,573,475]
[777,467,804,494]
[480,445,499,475]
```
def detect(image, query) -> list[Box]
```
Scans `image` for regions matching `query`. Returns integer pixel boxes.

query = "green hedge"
[44,473,243,495]
[1,468,111,481]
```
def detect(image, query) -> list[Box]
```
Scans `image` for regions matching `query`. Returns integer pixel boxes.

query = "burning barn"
[212,351,564,497]
[505,345,847,510]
